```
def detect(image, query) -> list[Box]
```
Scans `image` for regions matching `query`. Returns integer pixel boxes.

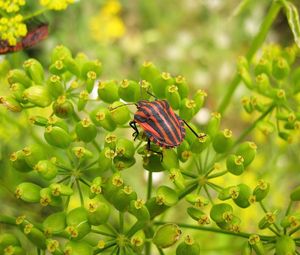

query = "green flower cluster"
[1,45,300,255]
[238,44,300,142]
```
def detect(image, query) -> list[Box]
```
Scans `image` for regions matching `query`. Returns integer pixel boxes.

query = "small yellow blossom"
[0,0,25,13]
[39,0,74,11]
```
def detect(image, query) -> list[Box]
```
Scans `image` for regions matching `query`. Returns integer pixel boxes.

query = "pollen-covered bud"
[98,80,119,103]
[87,200,110,226]
[34,160,57,180]
[115,138,135,158]
[78,90,89,111]
[193,89,207,112]
[46,75,64,99]
[10,150,31,172]
[15,182,41,203]
[255,73,271,96]
[232,184,252,208]
[23,58,44,84]
[153,224,181,249]
[51,45,72,63]
[210,203,233,224]
[102,173,124,203]
[66,207,90,240]
[40,187,62,207]
[143,153,165,172]
[44,125,72,148]
[187,207,210,225]
[272,88,286,104]
[162,149,179,170]
[90,106,117,131]
[53,96,74,119]
[253,179,270,202]
[0,96,23,112]
[72,147,93,160]
[174,75,189,98]
[7,69,32,88]
[118,79,140,102]
[10,82,26,103]
[241,96,253,113]
[226,154,244,175]
[272,57,290,80]
[22,144,45,168]
[186,194,209,208]
[176,235,200,255]
[248,235,265,255]
[169,168,186,190]
[75,118,97,143]
[111,185,137,211]
[23,224,47,249]
[254,58,272,76]
[22,85,52,107]
[104,133,117,149]
[179,98,196,121]
[258,211,277,229]
[177,140,192,162]
[81,60,102,80]
[50,183,73,197]
[218,186,238,201]
[0,233,20,249]
[190,133,210,154]
[109,101,131,125]
[153,72,174,98]
[63,56,80,77]
[97,147,114,172]
[212,129,233,153]
[130,230,145,253]
[89,177,102,199]
[206,112,221,138]
[238,66,253,89]
[63,241,93,255]
[236,141,257,167]
[139,61,160,84]
[275,235,296,255]
[156,186,178,207]
[43,212,66,235]
[49,60,66,75]
[46,239,60,254]
[166,85,181,110]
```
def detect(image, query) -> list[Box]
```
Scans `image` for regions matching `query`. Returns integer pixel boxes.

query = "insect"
[0,23,49,55]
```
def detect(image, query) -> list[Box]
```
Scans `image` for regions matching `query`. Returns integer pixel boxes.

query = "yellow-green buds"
[176,235,200,255]
[47,75,64,99]
[40,187,62,207]
[210,203,233,224]
[10,150,31,172]
[15,182,41,203]
[275,236,296,255]
[258,211,276,229]
[64,57,80,77]
[0,234,20,250]
[53,97,74,119]
[34,160,58,180]
[169,168,186,190]
[43,212,66,235]
[97,147,114,172]
[253,180,270,202]
[75,118,97,143]
[7,69,32,88]
[50,183,73,197]
[23,224,47,249]
[186,194,209,208]
[175,75,189,98]
[128,199,150,222]
[90,106,117,131]
[226,154,244,175]
[162,149,179,170]
[153,224,181,249]
[116,138,135,158]
[139,61,160,84]
[236,141,257,167]
[66,207,90,240]
[98,80,119,103]
[130,230,145,253]
[22,86,52,107]
[23,58,44,84]
[177,140,192,162]
[153,72,174,98]
[190,134,210,154]
[0,96,22,112]
[89,177,102,198]
[232,184,252,208]
[272,57,290,80]
[248,235,265,255]
[156,186,178,207]
[87,200,110,225]
[51,45,72,63]
[118,79,140,102]
[109,101,131,125]
[254,58,272,76]
[10,83,26,103]
[212,129,233,153]
[218,186,238,201]
[187,207,209,225]
[166,85,181,110]
[255,73,271,96]
[44,126,72,149]
[111,185,137,211]
[63,241,93,255]
[78,90,89,111]
[179,99,197,121]
[193,89,207,112]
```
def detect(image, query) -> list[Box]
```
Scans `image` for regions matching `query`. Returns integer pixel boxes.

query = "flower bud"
[272,57,290,80]
[156,186,178,207]
[233,184,252,208]
[290,185,300,201]
[280,214,300,228]
[241,96,254,113]
[40,187,62,207]
[22,144,45,168]
[0,96,22,112]
[15,182,41,203]
[193,89,207,112]
[254,58,272,76]
[258,211,276,229]
[179,99,196,121]
[176,235,200,255]
[175,75,189,98]
[212,129,233,153]
[184,122,199,145]
[87,200,110,226]
[49,60,66,75]
[7,69,32,88]
[46,75,64,99]
[50,183,73,197]
[253,180,270,202]
[63,241,93,255]
[90,106,117,131]
[275,236,296,255]
[81,60,102,80]
[218,186,238,201]
[53,97,74,119]
[98,80,119,103]
[51,45,72,63]
[162,149,179,170]
[239,66,253,89]
[97,147,114,172]
[210,203,233,223]
[10,150,31,172]
[140,80,153,99]
[34,160,57,180]
[153,72,174,98]
[241,241,252,255]
[236,141,257,167]
[0,234,20,249]
[10,82,26,103]
[89,177,102,198]
[72,147,93,161]
[143,154,165,172]
[130,230,145,253]
[23,225,46,249]
[139,61,160,84]
[111,185,137,211]
[66,207,90,240]
[116,138,135,158]
[177,140,192,162]
[118,79,140,102]
[248,235,265,255]
[22,85,51,107]
[63,56,80,76]
[187,207,209,225]
[44,126,72,148]
[190,134,210,154]
[78,90,89,111]
[114,156,135,172]
[146,197,168,219]
[226,154,244,175]
[75,118,97,143]
[109,101,131,125]
[169,168,186,190]
[128,199,150,222]
[43,212,66,235]
[255,73,272,96]
[166,85,181,110]
[23,58,44,84]
[153,224,181,249]
[206,112,221,138]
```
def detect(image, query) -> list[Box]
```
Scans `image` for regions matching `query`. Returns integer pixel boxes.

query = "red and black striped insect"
[0,23,48,55]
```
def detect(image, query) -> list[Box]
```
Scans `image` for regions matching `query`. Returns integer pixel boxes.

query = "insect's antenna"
[182,119,206,139]
[146,90,157,99]
[109,103,138,111]
[139,80,143,99]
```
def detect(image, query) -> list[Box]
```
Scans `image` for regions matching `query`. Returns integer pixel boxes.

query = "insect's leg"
[182,119,206,139]
[129,121,139,140]
[146,90,158,99]
[147,139,163,161]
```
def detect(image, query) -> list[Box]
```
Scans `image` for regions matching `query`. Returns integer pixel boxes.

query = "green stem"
[289,225,300,236]
[178,182,198,200]
[57,176,70,183]
[23,8,48,21]
[217,1,281,114]
[0,215,16,225]
[93,242,117,255]
[119,212,124,233]
[204,185,214,205]
[207,170,228,179]
[147,171,153,200]
[76,179,84,207]
[181,170,197,178]
[90,228,116,237]
[92,140,101,153]
[157,247,165,255]
[285,200,293,216]
[154,221,274,241]
[207,182,223,191]
[79,177,91,187]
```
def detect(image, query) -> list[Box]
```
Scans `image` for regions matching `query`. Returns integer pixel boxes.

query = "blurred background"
[1,0,300,254]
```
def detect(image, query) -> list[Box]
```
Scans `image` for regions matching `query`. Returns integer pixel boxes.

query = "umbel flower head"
[0,0,25,13]
[0,14,27,45]
[39,0,74,10]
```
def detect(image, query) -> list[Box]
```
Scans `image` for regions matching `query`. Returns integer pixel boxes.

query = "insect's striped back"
[134,100,185,148]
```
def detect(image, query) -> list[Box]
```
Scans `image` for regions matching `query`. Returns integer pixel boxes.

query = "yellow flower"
[39,0,74,11]
[0,0,25,13]
[89,0,126,44]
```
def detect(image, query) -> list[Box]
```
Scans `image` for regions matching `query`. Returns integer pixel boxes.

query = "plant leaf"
[283,1,300,48]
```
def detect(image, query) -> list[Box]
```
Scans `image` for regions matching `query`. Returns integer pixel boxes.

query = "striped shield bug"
[111,85,205,160]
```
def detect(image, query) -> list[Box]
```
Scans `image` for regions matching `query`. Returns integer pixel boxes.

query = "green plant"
[1,0,300,255]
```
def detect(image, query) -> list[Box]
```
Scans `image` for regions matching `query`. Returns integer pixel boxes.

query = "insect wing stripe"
[139,122,163,139]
